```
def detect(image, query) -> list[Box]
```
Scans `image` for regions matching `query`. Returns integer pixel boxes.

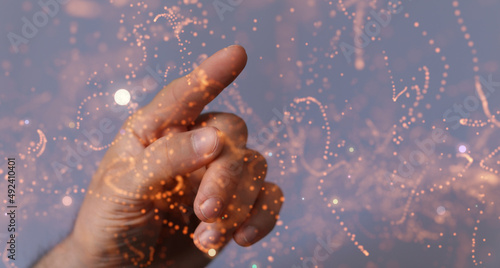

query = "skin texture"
[34,45,284,268]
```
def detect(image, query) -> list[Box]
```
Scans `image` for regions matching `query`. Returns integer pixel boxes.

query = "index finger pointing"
[141,45,247,130]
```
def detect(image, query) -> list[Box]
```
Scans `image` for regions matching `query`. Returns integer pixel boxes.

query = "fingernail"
[200,197,223,220]
[241,226,258,244]
[192,128,218,157]
[198,229,221,249]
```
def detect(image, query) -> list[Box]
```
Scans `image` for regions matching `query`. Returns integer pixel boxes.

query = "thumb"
[119,127,223,196]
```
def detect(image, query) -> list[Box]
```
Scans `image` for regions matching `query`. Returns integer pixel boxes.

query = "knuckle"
[245,150,268,180]
[215,164,240,190]
[136,138,173,180]
[196,113,249,144]
[263,182,284,201]
[225,114,248,139]
[122,109,150,145]
[226,158,244,176]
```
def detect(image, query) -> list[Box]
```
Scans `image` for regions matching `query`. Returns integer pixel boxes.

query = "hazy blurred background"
[2,0,500,267]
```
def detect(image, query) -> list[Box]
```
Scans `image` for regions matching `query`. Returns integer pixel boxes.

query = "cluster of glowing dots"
[459,76,500,129]
[317,5,478,259]
[76,91,111,130]
[479,145,500,175]
[27,129,47,158]
[292,97,332,161]
[337,0,379,70]
[329,205,369,256]
[452,0,480,73]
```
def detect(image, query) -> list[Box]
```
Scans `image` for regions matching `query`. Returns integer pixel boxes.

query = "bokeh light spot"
[437,206,446,216]
[62,196,73,206]
[458,145,467,153]
[114,89,131,106]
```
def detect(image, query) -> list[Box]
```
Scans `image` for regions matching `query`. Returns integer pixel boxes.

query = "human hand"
[35,45,284,268]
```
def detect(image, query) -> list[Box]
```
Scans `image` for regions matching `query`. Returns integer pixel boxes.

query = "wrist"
[34,232,90,268]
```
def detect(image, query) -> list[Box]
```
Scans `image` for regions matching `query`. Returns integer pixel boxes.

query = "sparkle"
[114,89,131,106]
[333,199,339,205]
[62,196,73,206]
[252,264,258,268]
[24,119,30,125]
[208,248,216,257]
[458,145,467,153]
[348,147,355,153]
[301,197,305,200]
[268,152,273,156]
[436,206,446,215]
